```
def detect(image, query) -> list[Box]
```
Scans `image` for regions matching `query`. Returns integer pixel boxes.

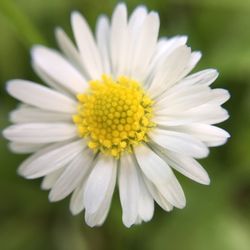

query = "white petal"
[32,61,73,97]
[129,11,160,81]
[41,168,64,190]
[18,139,85,179]
[49,148,94,202]
[152,70,219,110]
[172,123,230,147]
[152,36,188,65]
[70,181,86,215]
[148,45,192,98]
[156,82,207,104]
[7,80,77,113]
[119,153,139,227]
[31,46,87,94]
[125,6,147,77]
[155,84,211,113]
[85,158,117,227]
[179,69,219,86]
[150,128,209,158]
[128,6,147,30]
[183,51,202,76]
[110,3,128,77]
[156,69,218,102]
[160,150,210,185]
[154,106,229,126]
[186,105,229,124]
[135,164,155,222]
[3,123,77,144]
[55,27,85,73]
[8,142,46,154]
[96,15,111,74]
[134,144,186,208]
[84,155,117,214]
[144,177,173,211]
[10,105,72,124]
[85,194,111,227]
[146,36,188,85]
[135,216,143,225]
[71,11,102,79]
[156,87,229,115]
[206,88,230,106]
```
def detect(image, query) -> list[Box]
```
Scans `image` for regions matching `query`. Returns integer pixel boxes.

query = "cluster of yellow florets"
[73,75,155,157]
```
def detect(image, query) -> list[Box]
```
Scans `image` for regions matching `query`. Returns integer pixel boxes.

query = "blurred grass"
[0,0,47,47]
[0,0,250,250]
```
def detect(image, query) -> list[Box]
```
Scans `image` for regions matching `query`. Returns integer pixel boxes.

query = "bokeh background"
[0,0,250,249]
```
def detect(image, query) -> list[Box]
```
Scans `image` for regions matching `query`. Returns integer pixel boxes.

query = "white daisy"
[3,3,230,227]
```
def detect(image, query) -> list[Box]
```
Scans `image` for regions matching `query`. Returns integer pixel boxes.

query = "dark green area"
[0,0,249,249]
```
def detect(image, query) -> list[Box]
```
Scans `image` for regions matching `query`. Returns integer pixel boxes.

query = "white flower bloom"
[3,3,230,227]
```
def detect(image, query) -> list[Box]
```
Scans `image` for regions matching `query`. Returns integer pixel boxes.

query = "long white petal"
[96,15,111,74]
[10,105,72,124]
[119,153,139,227]
[171,123,230,147]
[85,193,111,227]
[85,158,117,227]
[55,27,85,73]
[144,177,173,211]
[41,168,64,190]
[155,84,208,109]
[84,155,117,214]
[3,123,77,144]
[154,69,218,104]
[163,151,210,185]
[49,148,94,201]
[150,142,210,185]
[125,6,147,77]
[154,106,229,126]
[156,87,229,114]
[32,61,73,97]
[31,46,87,94]
[186,105,229,124]
[110,3,128,77]
[179,69,219,86]
[129,11,160,81]
[128,6,147,31]
[71,11,102,79]
[147,45,192,98]
[8,142,46,154]
[150,128,209,158]
[70,181,86,215]
[207,89,230,106]
[134,144,186,208]
[7,80,77,113]
[182,51,202,76]
[146,36,188,86]
[135,164,155,222]
[151,36,188,68]
[18,140,85,179]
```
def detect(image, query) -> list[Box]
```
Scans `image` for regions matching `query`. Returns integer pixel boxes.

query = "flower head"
[3,3,230,227]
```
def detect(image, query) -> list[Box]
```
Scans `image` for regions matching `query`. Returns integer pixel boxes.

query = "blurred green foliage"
[0,0,250,250]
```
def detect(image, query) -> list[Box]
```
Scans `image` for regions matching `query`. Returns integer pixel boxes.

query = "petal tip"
[2,127,9,139]
[54,26,62,37]
[197,171,211,185]
[6,80,17,95]
[176,198,186,209]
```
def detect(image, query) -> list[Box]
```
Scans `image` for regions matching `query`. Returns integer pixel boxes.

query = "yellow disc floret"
[73,75,155,157]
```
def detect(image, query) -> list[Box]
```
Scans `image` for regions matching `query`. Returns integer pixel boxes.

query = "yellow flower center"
[73,75,155,157]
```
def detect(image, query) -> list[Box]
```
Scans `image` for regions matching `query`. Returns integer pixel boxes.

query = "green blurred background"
[0,0,249,249]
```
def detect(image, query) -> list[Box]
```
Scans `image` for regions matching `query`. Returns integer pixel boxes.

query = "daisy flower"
[3,3,230,227]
